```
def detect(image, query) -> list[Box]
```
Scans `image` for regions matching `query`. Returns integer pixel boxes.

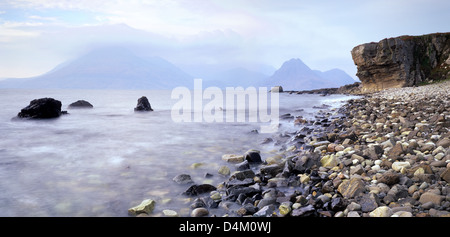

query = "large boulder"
[351,32,450,93]
[17,98,63,119]
[134,96,153,111]
[68,100,93,109]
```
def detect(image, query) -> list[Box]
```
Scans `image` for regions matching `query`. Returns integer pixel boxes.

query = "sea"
[0,88,357,216]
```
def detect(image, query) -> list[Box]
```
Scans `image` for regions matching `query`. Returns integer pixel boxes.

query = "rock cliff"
[351,32,450,93]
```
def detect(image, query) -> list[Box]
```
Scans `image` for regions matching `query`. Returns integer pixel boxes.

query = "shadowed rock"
[68,100,93,109]
[17,98,63,119]
[134,96,153,111]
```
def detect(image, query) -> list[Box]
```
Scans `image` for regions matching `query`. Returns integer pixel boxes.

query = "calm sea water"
[0,88,355,216]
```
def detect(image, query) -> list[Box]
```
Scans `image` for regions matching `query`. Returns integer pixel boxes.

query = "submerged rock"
[134,96,153,111]
[172,174,194,185]
[17,98,63,119]
[68,100,93,109]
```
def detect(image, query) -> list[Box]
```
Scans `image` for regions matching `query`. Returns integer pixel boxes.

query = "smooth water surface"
[0,89,354,216]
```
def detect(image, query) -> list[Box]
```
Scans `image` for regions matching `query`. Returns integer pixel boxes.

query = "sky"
[0,0,449,80]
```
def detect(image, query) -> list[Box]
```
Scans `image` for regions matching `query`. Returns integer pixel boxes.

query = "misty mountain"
[0,47,356,91]
[313,68,357,88]
[0,46,195,90]
[265,58,357,91]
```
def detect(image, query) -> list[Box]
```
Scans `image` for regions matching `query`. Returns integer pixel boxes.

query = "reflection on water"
[0,89,354,216]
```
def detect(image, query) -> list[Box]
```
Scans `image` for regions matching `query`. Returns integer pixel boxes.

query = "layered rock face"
[351,32,450,93]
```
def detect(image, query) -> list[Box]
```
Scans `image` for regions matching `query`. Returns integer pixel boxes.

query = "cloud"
[28,15,57,21]
[0,0,449,79]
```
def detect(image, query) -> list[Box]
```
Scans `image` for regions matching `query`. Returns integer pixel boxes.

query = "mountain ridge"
[0,46,195,90]
[266,58,357,90]
[0,47,357,90]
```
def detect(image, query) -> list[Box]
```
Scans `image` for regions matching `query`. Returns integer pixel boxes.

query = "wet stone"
[235,160,250,171]
[172,174,194,185]
[237,203,257,216]
[191,207,209,217]
[183,184,217,196]
[128,199,156,216]
[233,169,256,180]
[245,149,262,163]
[291,204,315,217]
[222,154,245,163]
[218,166,230,176]
[253,205,276,217]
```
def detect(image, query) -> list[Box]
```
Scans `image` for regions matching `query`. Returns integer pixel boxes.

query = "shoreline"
[173,81,449,217]
[127,81,449,217]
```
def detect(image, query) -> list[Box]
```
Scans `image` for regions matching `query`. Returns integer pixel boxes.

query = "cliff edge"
[351,32,450,93]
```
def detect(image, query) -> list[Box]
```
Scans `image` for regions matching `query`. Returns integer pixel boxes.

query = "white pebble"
[371,164,381,171]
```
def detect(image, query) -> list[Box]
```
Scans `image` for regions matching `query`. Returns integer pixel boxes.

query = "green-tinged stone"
[210,191,222,200]
[279,203,292,215]
[320,154,339,168]
[190,163,204,169]
[218,166,230,176]
[128,199,156,216]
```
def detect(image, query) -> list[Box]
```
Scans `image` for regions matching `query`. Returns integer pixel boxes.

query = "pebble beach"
[130,80,450,217]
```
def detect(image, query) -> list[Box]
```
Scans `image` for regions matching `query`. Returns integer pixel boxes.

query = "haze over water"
[0,88,354,216]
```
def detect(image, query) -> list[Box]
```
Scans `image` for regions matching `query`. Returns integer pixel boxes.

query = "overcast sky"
[0,0,449,79]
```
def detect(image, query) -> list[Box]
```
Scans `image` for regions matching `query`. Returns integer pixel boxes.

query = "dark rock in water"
[227,178,254,188]
[226,186,260,199]
[244,149,262,163]
[260,164,284,177]
[183,184,216,196]
[233,169,256,180]
[172,174,194,185]
[235,160,250,171]
[260,137,273,144]
[280,113,294,120]
[134,96,153,111]
[17,98,63,119]
[68,100,93,108]
[190,198,206,209]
